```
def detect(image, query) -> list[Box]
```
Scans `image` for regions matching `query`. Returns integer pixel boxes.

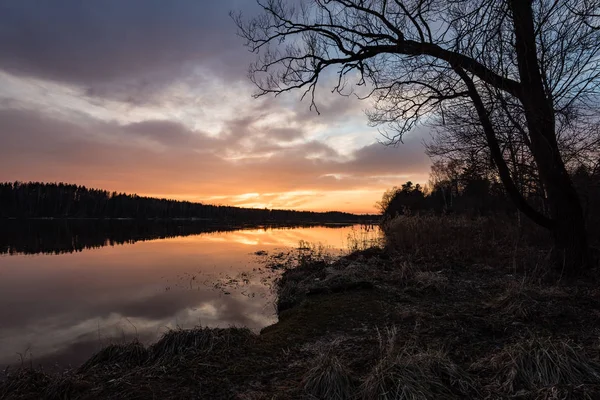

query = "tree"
[379,181,426,217]
[376,186,400,214]
[235,0,600,275]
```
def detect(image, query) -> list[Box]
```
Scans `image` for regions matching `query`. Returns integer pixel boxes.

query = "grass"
[2,215,599,399]
[360,327,476,400]
[78,341,148,373]
[344,223,382,254]
[149,327,254,362]
[302,350,354,400]
[474,337,600,395]
[381,214,553,273]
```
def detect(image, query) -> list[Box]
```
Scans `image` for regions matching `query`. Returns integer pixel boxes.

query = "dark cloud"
[0,0,259,100]
[342,134,430,176]
[124,120,203,147]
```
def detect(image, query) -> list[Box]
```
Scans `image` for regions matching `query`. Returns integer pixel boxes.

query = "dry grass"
[381,214,552,273]
[345,224,382,254]
[533,384,600,400]
[382,214,500,257]
[302,350,354,400]
[0,369,51,399]
[149,327,254,363]
[0,369,92,400]
[360,327,476,400]
[487,280,541,320]
[78,341,148,373]
[474,337,600,394]
[411,271,449,292]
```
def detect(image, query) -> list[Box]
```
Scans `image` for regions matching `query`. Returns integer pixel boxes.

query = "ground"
[2,216,600,399]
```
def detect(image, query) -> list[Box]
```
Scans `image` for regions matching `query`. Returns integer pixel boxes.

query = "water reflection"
[0,219,354,255]
[0,223,367,369]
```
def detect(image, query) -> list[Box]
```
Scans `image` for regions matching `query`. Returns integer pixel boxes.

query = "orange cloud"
[0,107,430,214]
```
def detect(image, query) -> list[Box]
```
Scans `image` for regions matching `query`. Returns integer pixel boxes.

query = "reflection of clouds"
[201,236,228,243]
[206,227,354,249]
[1,226,365,367]
[0,287,275,366]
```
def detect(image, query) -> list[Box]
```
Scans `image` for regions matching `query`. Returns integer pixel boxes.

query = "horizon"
[0,0,431,214]
[1,180,379,215]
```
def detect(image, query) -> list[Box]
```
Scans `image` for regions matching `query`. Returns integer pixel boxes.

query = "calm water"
[0,222,367,369]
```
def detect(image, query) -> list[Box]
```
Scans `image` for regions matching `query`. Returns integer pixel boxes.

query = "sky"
[0,0,431,214]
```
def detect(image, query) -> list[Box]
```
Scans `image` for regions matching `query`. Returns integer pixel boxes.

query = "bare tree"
[234,0,600,274]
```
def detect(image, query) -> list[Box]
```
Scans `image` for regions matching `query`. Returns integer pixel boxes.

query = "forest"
[379,159,600,235]
[0,182,373,222]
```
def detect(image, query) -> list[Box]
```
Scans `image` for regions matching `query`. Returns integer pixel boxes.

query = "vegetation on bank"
[2,215,599,399]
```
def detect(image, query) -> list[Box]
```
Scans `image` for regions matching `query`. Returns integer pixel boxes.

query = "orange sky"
[0,0,431,214]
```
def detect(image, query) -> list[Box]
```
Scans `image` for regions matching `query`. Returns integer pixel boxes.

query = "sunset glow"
[0,1,431,214]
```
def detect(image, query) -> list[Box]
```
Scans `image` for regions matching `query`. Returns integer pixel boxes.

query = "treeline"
[0,182,373,222]
[380,160,600,228]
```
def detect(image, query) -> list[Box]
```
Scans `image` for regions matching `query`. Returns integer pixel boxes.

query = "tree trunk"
[546,174,589,273]
[510,0,590,274]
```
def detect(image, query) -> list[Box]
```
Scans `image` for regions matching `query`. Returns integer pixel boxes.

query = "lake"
[0,221,374,370]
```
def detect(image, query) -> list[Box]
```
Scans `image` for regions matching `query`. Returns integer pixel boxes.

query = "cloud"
[0,0,259,102]
[0,106,430,212]
[0,0,433,213]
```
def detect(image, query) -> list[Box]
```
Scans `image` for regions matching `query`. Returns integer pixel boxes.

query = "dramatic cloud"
[0,0,259,101]
[0,106,429,212]
[0,0,433,213]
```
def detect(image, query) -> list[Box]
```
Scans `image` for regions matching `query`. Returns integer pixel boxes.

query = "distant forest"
[0,182,374,222]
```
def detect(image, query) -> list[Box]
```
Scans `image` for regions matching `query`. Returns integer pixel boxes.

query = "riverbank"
[2,216,600,399]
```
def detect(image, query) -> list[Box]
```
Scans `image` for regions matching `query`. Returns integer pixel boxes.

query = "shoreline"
[2,216,600,399]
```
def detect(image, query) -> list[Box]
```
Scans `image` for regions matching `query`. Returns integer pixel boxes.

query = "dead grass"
[474,337,600,394]
[381,214,552,273]
[302,350,354,400]
[382,214,500,257]
[345,224,382,254]
[360,327,476,400]
[411,271,449,292]
[533,384,600,400]
[78,341,148,373]
[149,326,254,363]
[487,280,541,320]
[0,369,51,399]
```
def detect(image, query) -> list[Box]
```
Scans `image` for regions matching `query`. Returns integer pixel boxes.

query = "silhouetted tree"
[381,181,426,217]
[235,0,600,274]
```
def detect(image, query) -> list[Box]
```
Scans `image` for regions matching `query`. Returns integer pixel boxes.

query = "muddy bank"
[2,245,600,399]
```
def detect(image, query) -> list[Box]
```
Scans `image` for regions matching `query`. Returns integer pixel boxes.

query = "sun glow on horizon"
[142,186,427,215]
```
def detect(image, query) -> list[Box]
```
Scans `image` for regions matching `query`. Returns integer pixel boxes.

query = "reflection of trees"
[0,220,356,255]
